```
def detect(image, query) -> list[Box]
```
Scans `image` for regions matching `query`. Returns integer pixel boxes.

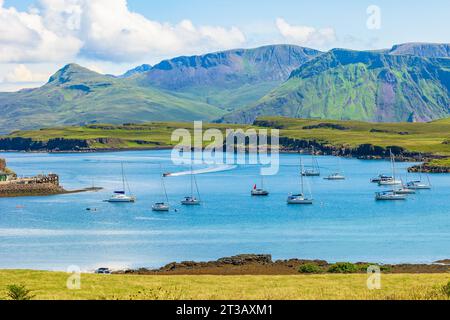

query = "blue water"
[0,150,449,271]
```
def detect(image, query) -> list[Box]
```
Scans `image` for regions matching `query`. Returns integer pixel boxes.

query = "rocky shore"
[117,254,450,276]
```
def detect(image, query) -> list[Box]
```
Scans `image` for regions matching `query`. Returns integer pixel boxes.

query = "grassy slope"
[0,270,449,300]
[5,117,450,155]
[223,51,450,123]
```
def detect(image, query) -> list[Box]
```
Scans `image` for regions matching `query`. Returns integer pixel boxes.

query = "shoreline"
[116,255,450,276]
[0,186,103,198]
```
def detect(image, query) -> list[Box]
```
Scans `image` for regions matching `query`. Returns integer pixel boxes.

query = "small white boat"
[289,158,314,205]
[406,180,432,190]
[301,146,320,177]
[287,194,314,205]
[378,178,402,186]
[152,202,170,212]
[153,166,171,212]
[406,163,432,190]
[181,164,202,205]
[181,196,201,206]
[107,191,136,203]
[106,163,136,203]
[393,187,416,195]
[378,150,401,186]
[251,175,269,196]
[324,173,346,180]
[375,191,407,201]
[371,174,392,183]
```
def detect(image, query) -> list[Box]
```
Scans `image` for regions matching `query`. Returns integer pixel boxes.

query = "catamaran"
[181,164,201,205]
[378,150,402,186]
[153,168,170,212]
[302,146,321,177]
[251,175,269,196]
[106,163,136,203]
[288,158,314,205]
[406,163,432,190]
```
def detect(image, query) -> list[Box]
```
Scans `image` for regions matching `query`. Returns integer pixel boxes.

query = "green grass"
[3,116,450,166]
[0,270,449,300]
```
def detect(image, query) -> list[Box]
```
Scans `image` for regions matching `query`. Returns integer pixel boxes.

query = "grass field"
[0,271,449,300]
[3,116,450,167]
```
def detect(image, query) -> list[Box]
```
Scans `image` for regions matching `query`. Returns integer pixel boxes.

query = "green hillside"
[0,64,224,133]
[222,49,450,123]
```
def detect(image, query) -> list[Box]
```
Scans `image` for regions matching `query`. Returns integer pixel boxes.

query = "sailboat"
[106,163,136,203]
[152,167,170,212]
[288,158,314,205]
[406,162,432,190]
[181,164,201,205]
[301,146,321,177]
[393,177,416,195]
[375,190,407,201]
[378,150,402,186]
[251,175,269,196]
[324,157,346,180]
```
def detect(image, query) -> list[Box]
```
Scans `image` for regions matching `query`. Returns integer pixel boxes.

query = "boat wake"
[167,164,237,177]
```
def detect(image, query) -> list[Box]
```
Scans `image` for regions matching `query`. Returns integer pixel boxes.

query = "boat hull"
[251,190,269,196]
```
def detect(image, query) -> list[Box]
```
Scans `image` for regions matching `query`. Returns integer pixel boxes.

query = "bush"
[327,262,359,274]
[298,263,323,274]
[6,284,35,300]
[442,281,450,297]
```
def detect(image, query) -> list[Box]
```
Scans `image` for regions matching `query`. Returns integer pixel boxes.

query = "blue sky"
[1,0,449,91]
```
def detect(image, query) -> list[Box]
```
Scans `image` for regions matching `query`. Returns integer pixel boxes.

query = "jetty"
[0,158,102,198]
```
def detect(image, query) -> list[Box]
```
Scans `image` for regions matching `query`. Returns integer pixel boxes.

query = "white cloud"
[276,18,336,48]
[0,0,247,64]
[2,64,48,83]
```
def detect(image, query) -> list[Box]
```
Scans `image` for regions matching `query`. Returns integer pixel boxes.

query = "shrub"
[442,281,450,297]
[327,262,359,274]
[298,263,323,274]
[6,284,35,300]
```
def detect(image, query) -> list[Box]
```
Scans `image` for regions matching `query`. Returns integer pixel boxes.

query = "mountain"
[222,47,450,123]
[121,64,152,78]
[0,64,224,133]
[388,43,450,58]
[0,45,321,133]
[132,45,322,111]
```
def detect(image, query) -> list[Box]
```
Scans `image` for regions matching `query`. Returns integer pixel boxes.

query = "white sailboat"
[378,150,402,186]
[181,164,201,205]
[251,175,269,196]
[106,163,136,203]
[324,157,346,180]
[393,176,416,195]
[153,167,170,212]
[406,162,432,190]
[301,146,321,177]
[375,191,407,201]
[288,158,314,205]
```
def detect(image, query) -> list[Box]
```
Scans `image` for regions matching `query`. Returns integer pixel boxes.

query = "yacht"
[181,164,201,205]
[152,202,170,212]
[371,174,392,183]
[106,163,136,203]
[406,180,432,190]
[378,150,401,186]
[251,175,269,196]
[375,191,407,201]
[288,158,314,205]
[153,167,170,212]
[301,147,321,177]
[406,163,432,190]
[324,173,346,180]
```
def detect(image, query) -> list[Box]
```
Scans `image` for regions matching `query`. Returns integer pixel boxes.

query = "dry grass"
[0,270,449,300]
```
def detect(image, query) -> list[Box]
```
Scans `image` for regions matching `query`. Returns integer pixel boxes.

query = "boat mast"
[121,163,125,192]
[300,158,305,195]
[390,149,396,181]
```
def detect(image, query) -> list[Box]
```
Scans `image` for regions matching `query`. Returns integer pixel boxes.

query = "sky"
[0,0,449,91]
